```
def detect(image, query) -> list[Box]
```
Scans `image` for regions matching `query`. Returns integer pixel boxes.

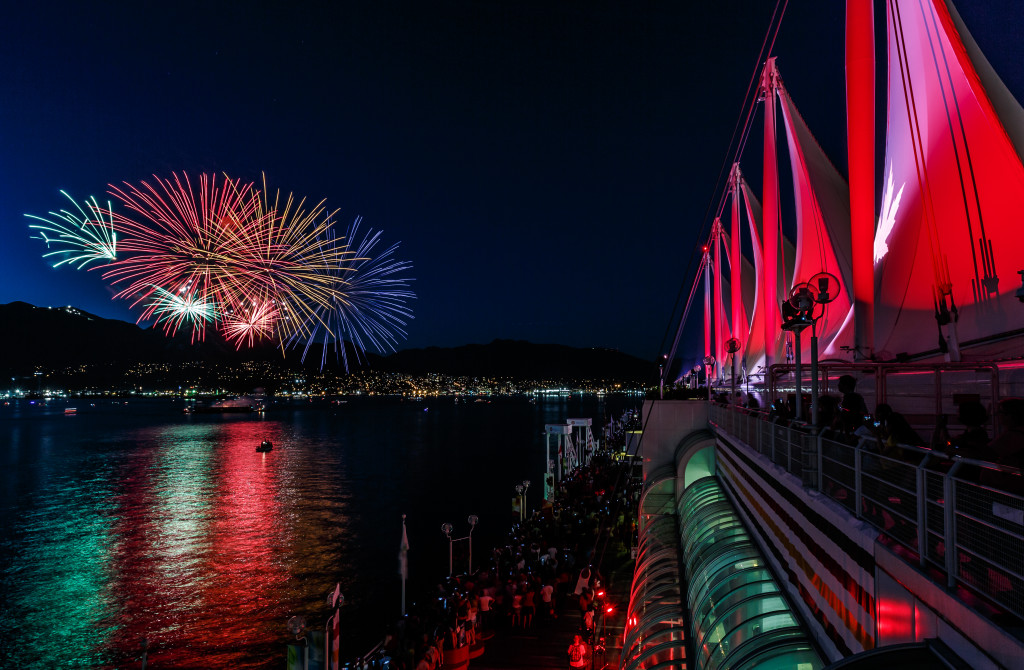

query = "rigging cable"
[658,0,789,378]
[918,0,989,301]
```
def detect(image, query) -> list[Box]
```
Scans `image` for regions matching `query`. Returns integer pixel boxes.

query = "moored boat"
[184,397,263,414]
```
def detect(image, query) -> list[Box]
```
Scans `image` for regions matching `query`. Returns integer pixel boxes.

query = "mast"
[713,217,726,381]
[761,58,781,370]
[730,164,743,364]
[703,245,712,383]
[846,0,875,360]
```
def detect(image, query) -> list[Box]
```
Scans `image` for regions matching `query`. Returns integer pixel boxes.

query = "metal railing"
[709,403,1024,623]
[755,361,1003,436]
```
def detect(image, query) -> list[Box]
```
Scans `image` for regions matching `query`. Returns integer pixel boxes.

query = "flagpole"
[400,514,409,617]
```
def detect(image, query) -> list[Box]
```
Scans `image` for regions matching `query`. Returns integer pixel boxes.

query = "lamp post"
[782,284,814,421]
[467,515,478,573]
[441,523,454,576]
[702,355,716,394]
[807,272,841,428]
[725,338,741,406]
[441,515,479,576]
[514,480,531,522]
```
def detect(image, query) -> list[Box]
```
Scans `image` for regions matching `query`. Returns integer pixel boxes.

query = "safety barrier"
[709,404,1024,622]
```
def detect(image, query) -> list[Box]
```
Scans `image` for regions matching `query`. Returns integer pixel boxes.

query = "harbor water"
[0,394,638,668]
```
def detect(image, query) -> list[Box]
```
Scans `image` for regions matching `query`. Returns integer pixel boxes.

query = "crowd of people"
[356,448,639,670]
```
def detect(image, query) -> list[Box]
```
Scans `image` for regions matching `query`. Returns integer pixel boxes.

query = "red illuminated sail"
[740,174,796,378]
[720,228,756,380]
[875,0,1024,358]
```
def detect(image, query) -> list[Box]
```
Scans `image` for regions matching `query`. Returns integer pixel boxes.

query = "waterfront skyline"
[2,2,1021,361]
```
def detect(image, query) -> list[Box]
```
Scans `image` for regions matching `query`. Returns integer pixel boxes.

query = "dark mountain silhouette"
[0,302,655,382]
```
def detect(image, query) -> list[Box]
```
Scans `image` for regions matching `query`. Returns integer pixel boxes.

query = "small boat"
[256,440,273,452]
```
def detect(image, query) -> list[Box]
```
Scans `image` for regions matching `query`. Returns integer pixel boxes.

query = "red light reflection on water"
[198,421,288,661]
[105,421,288,668]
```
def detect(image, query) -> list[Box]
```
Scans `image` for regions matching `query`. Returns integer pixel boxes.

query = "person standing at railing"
[933,400,990,460]
[876,404,924,447]
[874,404,925,470]
[769,398,792,424]
[982,398,1024,495]
[837,375,868,422]
[828,376,871,443]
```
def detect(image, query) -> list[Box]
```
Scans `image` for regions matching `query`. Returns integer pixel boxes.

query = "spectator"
[510,589,522,628]
[951,400,990,458]
[816,395,839,433]
[581,605,596,643]
[540,581,555,619]
[477,590,493,631]
[573,567,591,596]
[875,403,924,453]
[768,398,791,423]
[567,634,589,669]
[983,398,1024,494]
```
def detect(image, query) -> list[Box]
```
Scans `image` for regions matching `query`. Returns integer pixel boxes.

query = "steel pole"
[811,324,819,428]
[794,333,803,420]
[730,353,736,407]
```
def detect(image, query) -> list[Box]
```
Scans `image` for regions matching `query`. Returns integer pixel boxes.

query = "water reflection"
[0,396,634,667]
[5,449,118,667]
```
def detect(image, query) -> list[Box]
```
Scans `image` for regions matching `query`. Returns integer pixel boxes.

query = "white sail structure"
[775,77,855,359]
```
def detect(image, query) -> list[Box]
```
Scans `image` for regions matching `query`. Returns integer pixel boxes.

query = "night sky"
[2,1,1021,361]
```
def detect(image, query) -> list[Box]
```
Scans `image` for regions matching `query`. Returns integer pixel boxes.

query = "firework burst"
[99,172,266,334]
[292,216,416,369]
[28,172,415,368]
[222,299,278,349]
[147,285,219,342]
[26,191,117,269]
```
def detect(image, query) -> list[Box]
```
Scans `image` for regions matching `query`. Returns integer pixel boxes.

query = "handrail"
[756,361,1002,434]
[709,403,1024,623]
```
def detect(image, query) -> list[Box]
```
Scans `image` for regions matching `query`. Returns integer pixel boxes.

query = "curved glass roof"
[678,477,823,670]
[622,465,688,670]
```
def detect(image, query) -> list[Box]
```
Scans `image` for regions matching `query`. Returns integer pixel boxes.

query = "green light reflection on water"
[7,469,119,667]
[147,425,217,611]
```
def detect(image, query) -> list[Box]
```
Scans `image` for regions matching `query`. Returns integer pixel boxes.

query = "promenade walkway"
[356,446,642,670]
[469,548,633,670]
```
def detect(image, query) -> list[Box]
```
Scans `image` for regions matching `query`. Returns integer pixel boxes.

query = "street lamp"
[659,354,667,399]
[702,355,716,392]
[514,480,531,522]
[725,338,741,406]
[441,515,479,577]
[806,272,841,428]
[781,283,814,420]
[467,515,479,573]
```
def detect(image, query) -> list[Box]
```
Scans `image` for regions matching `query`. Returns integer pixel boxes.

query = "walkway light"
[441,518,478,576]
